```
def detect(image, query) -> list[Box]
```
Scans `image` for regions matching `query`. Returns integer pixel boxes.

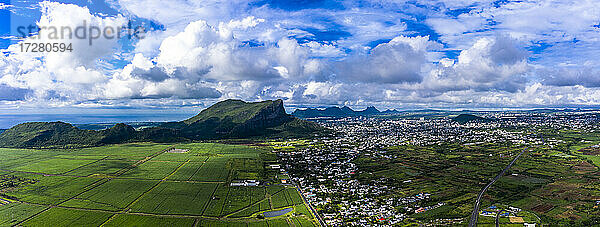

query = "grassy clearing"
[267,218,289,226]
[266,185,285,195]
[166,162,206,181]
[0,150,57,170]
[102,214,194,227]
[66,159,135,177]
[229,199,272,218]
[14,158,98,174]
[153,152,209,162]
[4,175,97,205]
[203,184,229,217]
[0,203,46,226]
[580,154,600,167]
[120,161,182,180]
[293,204,313,217]
[61,179,158,211]
[222,186,267,216]
[190,157,230,182]
[295,216,316,227]
[247,220,270,227]
[270,188,291,209]
[201,219,253,227]
[21,207,112,227]
[286,188,303,205]
[130,181,217,215]
[53,154,108,160]
[74,143,173,159]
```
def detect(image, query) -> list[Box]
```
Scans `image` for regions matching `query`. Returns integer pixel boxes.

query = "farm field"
[0,142,318,226]
[343,130,600,226]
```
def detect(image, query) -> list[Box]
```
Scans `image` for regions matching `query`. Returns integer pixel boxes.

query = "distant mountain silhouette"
[381,109,401,114]
[452,114,492,124]
[292,106,381,118]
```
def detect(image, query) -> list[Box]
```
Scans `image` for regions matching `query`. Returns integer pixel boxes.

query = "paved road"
[288,174,326,227]
[495,209,506,227]
[468,147,529,227]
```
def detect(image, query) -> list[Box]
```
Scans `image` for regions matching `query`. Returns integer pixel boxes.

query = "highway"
[468,146,529,227]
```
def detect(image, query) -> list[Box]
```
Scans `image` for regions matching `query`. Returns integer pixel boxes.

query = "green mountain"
[0,99,322,148]
[0,122,99,148]
[0,122,183,148]
[452,114,492,124]
[162,99,320,139]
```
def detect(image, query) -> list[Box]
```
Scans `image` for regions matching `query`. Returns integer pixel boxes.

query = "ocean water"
[0,113,195,129]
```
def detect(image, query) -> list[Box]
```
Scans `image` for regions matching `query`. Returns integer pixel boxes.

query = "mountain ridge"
[0,99,322,148]
[162,99,299,139]
[292,106,381,118]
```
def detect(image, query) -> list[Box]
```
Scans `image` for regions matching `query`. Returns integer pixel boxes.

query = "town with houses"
[274,110,600,226]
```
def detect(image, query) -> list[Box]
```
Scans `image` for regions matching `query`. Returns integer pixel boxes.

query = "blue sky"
[1,0,600,116]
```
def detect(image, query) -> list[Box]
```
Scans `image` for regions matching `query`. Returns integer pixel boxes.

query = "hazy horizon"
[2,0,600,111]
[3,102,600,129]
